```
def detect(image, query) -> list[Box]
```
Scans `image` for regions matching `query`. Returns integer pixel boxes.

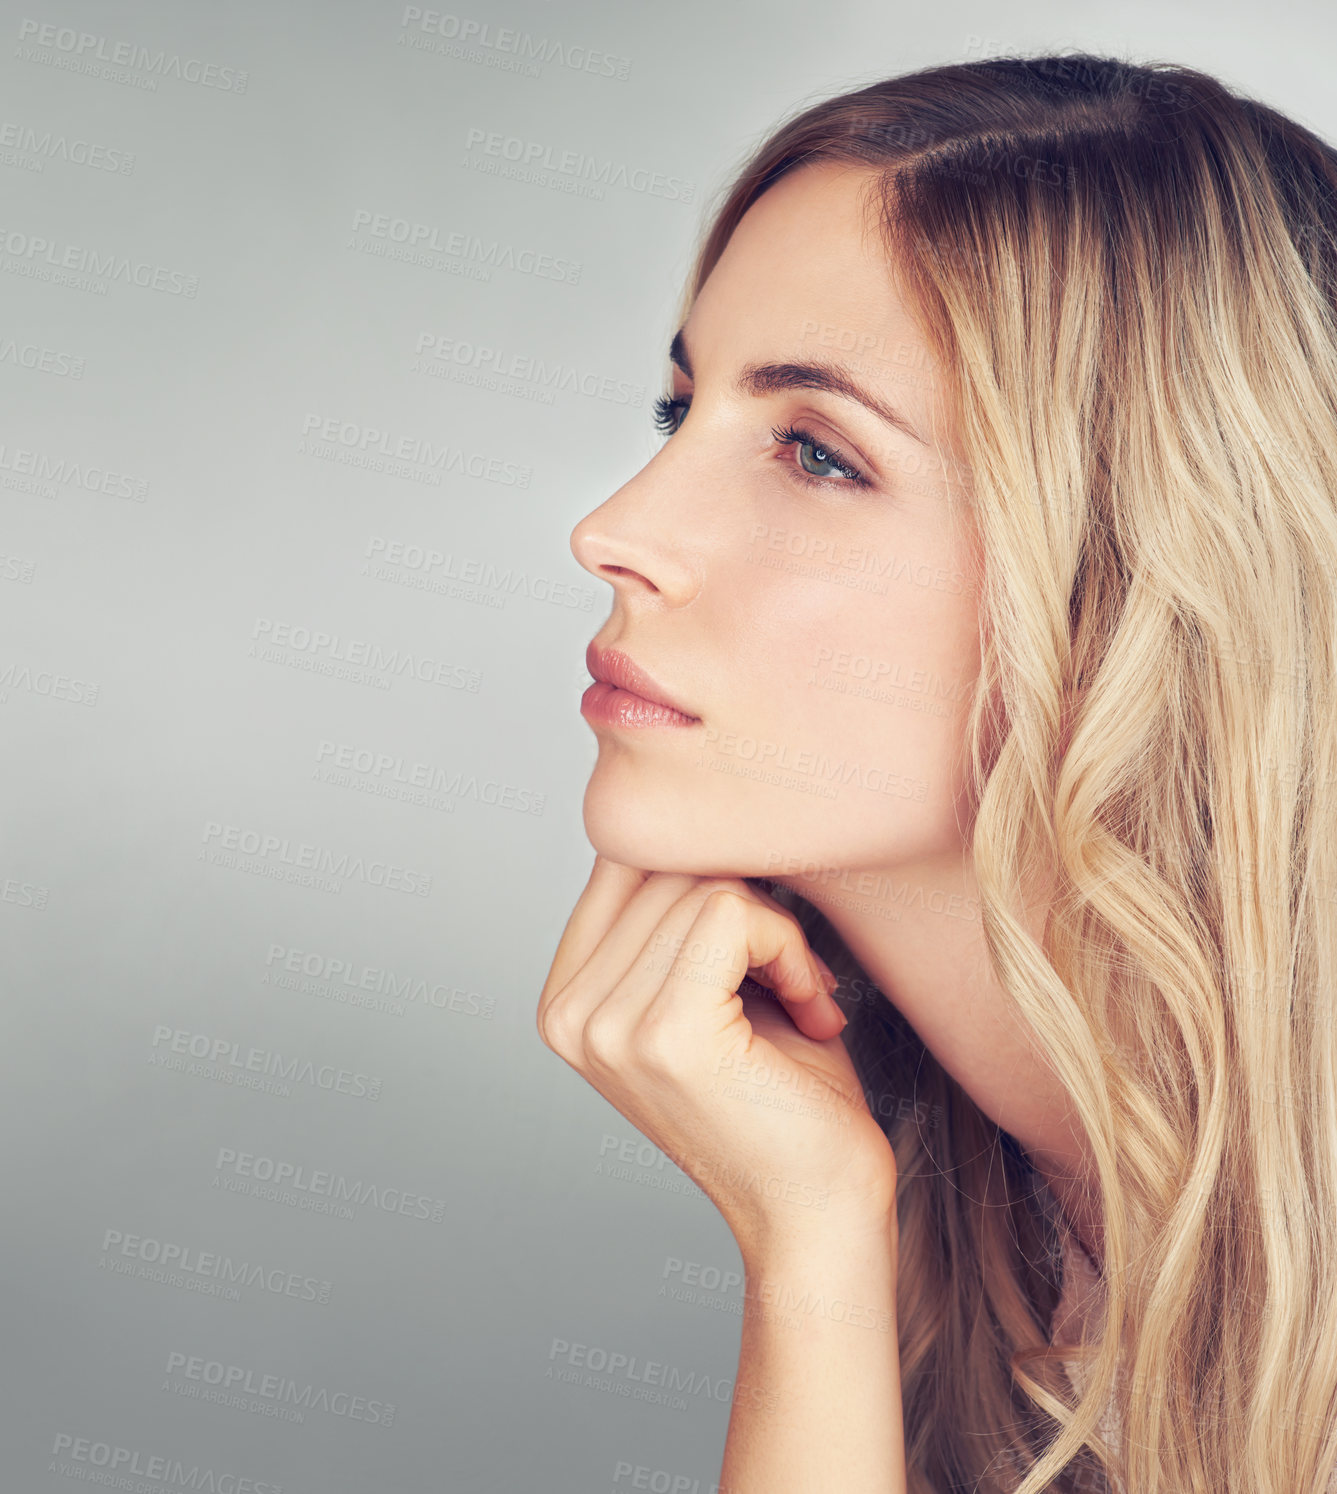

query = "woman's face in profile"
[571,160,985,892]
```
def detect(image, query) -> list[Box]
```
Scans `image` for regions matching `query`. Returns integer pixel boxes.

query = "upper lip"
[586,642,699,719]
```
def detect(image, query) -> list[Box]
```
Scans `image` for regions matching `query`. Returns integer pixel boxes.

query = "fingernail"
[812,953,838,991]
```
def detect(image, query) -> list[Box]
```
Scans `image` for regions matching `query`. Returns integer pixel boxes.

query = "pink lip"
[581,643,701,729]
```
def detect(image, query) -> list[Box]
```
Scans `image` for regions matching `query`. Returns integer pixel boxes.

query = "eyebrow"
[669,326,930,448]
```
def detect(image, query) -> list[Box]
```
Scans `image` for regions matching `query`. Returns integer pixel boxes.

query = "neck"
[772,847,1105,1275]
[1031,1151,1105,1274]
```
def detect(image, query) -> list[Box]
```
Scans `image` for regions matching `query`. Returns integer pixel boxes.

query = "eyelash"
[649,393,870,491]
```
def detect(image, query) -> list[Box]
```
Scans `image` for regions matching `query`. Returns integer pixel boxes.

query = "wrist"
[732,1198,899,1274]
[735,1213,901,1346]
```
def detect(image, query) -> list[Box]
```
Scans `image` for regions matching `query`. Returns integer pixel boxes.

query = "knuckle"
[634,1011,684,1072]
[698,884,747,916]
[581,1010,625,1067]
[538,999,581,1058]
[701,876,751,899]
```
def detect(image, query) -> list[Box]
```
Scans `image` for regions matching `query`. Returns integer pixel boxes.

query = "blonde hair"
[674,52,1337,1493]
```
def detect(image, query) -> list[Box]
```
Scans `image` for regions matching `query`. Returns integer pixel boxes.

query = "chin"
[580,774,728,877]
[582,793,686,873]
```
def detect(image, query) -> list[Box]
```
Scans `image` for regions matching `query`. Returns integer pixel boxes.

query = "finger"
[554,873,832,1042]
[680,889,846,1042]
[540,873,708,1068]
[627,887,846,1044]
[545,870,710,1019]
[725,887,840,1017]
[733,877,841,993]
[539,855,649,1020]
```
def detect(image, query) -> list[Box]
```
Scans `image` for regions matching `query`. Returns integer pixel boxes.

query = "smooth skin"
[542,158,1100,1490]
[538,860,907,1491]
[538,859,897,1246]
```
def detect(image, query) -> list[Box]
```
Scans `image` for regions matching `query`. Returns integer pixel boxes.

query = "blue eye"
[769,421,867,488]
[648,392,869,491]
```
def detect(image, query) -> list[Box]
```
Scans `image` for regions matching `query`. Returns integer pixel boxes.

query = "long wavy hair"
[666,51,1337,1494]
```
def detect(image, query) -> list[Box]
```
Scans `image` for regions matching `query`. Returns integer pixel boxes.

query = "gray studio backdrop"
[1,2,1332,1491]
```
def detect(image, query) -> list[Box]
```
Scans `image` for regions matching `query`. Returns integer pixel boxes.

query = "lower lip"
[580,681,701,730]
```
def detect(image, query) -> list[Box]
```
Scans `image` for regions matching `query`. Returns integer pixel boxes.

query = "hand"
[537,855,899,1254]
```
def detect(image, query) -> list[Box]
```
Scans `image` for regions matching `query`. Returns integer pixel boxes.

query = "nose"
[569,467,702,606]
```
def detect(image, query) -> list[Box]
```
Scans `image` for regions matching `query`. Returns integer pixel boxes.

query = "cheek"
[736,571,981,833]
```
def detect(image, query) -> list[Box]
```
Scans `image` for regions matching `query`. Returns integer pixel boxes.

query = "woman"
[539,52,1337,1494]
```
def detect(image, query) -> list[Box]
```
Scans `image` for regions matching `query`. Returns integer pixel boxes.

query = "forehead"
[681,162,942,437]
[686,161,927,370]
